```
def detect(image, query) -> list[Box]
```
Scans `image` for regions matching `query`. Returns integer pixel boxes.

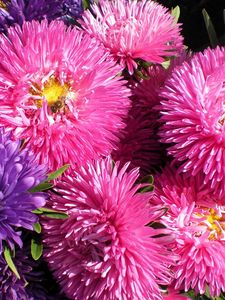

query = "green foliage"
[137,175,154,193]
[183,288,225,300]
[31,237,43,261]
[29,182,54,193]
[171,6,180,23]
[202,9,219,48]
[29,164,70,193]
[47,164,70,181]
[3,245,20,279]
[33,222,42,234]
[33,207,68,219]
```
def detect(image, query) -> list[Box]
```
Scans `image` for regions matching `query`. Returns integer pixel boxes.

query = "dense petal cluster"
[0,0,83,33]
[159,47,225,196]
[0,20,130,171]
[152,166,225,296]
[112,66,168,176]
[0,129,46,253]
[81,0,183,74]
[43,158,174,300]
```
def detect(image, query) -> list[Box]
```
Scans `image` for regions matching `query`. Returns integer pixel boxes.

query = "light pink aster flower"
[152,166,225,296]
[112,66,168,176]
[42,158,174,300]
[81,0,183,74]
[0,20,130,172]
[159,47,225,196]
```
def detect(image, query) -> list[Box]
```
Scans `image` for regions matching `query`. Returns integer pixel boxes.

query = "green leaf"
[135,70,149,80]
[112,160,116,168]
[182,290,195,299]
[42,211,69,219]
[138,184,154,194]
[33,222,42,234]
[202,9,218,48]
[162,60,171,69]
[146,221,166,229]
[82,0,90,9]
[139,175,154,185]
[171,6,180,23]
[29,182,54,193]
[32,207,69,219]
[32,209,43,214]
[47,164,70,181]
[4,246,20,279]
[31,238,43,260]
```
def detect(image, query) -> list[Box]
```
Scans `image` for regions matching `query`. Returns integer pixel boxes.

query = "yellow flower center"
[30,76,75,113]
[42,77,69,106]
[0,1,7,9]
[206,208,224,240]
[195,208,225,240]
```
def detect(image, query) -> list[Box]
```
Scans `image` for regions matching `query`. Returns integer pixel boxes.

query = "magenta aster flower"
[112,66,168,176]
[0,128,46,253]
[152,166,225,296]
[159,47,225,196]
[81,0,183,74]
[0,20,130,172]
[43,158,174,300]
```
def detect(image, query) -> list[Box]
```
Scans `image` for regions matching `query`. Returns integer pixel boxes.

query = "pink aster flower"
[112,66,168,176]
[0,20,130,172]
[159,47,225,196]
[81,0,183,74]
[152,166,225,296]
[42,158,174,300]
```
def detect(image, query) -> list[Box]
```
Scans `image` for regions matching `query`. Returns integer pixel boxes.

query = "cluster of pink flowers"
[0,0,224,299]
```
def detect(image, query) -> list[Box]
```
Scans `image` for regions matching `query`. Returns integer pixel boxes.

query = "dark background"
[159,0,225,50]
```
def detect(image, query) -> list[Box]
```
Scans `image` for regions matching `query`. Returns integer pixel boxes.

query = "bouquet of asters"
[0,0,224,299]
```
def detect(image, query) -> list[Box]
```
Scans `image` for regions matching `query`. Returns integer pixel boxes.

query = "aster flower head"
[0,246,50,300]
[43,158,174,300]
[152,166,225,296]
[81,0,183,74]
[159,46,225,196]
[0,0,83,33]
[0,128,47,253]
[0,20,130,171]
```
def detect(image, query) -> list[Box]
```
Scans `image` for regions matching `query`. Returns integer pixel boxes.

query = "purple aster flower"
[0,253,29,299]
[0,0,83,33]
[0,246,49,300]
[0,128,47,253]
